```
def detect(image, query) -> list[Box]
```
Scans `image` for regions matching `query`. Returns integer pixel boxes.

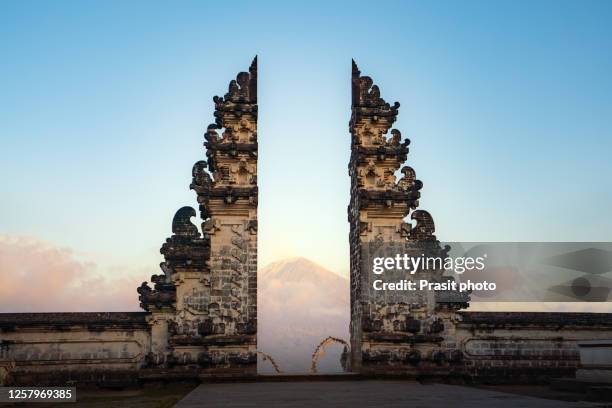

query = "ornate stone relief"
[348,60,467,373]
[137,58,258,373]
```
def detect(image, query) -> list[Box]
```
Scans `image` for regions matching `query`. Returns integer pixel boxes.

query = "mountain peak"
[259,257,345,283]
[260,256,317,270]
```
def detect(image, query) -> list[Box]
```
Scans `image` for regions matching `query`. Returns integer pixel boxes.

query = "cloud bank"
[0,235,141,312]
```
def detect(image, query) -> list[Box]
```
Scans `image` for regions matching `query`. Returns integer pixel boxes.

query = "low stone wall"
[0,312,150,386]
[458,312,612,383]
[2,310,611,384]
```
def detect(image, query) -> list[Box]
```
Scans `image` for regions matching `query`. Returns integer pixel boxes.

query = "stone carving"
[348,60,466,374]
[136,58,258,374]
[137,274,176,312]
[351,60,399,115]
[192,161,212,190]
[160,207,210,272]
[397,166,417,191]
[138,206,209,313]
[409,210,436,241]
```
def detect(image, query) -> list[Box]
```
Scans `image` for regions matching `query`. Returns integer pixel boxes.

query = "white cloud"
[0,235,143,312]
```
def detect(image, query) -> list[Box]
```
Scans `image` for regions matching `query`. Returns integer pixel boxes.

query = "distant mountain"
[257,257,350,374]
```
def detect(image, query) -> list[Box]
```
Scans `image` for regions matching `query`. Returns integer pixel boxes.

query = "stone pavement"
[176,380,601,408]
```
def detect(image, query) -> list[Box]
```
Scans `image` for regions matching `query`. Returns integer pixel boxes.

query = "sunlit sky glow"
[2,0,612,279]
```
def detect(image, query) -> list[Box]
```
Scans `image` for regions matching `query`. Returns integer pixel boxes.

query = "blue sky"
[1,0,612,277]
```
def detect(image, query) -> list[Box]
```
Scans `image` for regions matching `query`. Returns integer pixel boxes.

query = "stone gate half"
[348,60,468,375]
[347,60,612,379]
[138,57,258,376]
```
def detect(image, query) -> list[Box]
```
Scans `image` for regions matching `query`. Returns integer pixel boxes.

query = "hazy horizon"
[1,236,609,314]
[2,1,612,310]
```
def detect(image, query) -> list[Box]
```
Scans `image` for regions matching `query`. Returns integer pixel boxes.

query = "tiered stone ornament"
[348,60,468,375]
[138,57,258,376]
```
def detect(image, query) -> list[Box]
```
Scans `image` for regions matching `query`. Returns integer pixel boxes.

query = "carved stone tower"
[348,60,467,376]
[138,57,258,376]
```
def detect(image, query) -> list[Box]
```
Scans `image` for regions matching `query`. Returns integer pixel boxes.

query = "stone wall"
[0,312,150,386]
[349,306,612,380]
[457,312,612,382]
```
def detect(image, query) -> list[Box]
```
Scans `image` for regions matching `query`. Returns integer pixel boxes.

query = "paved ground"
[176,380,602,408]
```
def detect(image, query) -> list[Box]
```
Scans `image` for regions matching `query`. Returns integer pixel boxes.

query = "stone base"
[7,369,142,387]
[587,386,612,401]
[576,368,612,384]
[576,340,612,385]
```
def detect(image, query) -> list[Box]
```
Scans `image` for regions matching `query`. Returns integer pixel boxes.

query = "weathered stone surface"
[457,312,612,382]
[0,312,150,386]
[138,57,258,375]
[0,312,148,328]
[460,312,612,327]
[346,60,612,381]
[348,60,467,375]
